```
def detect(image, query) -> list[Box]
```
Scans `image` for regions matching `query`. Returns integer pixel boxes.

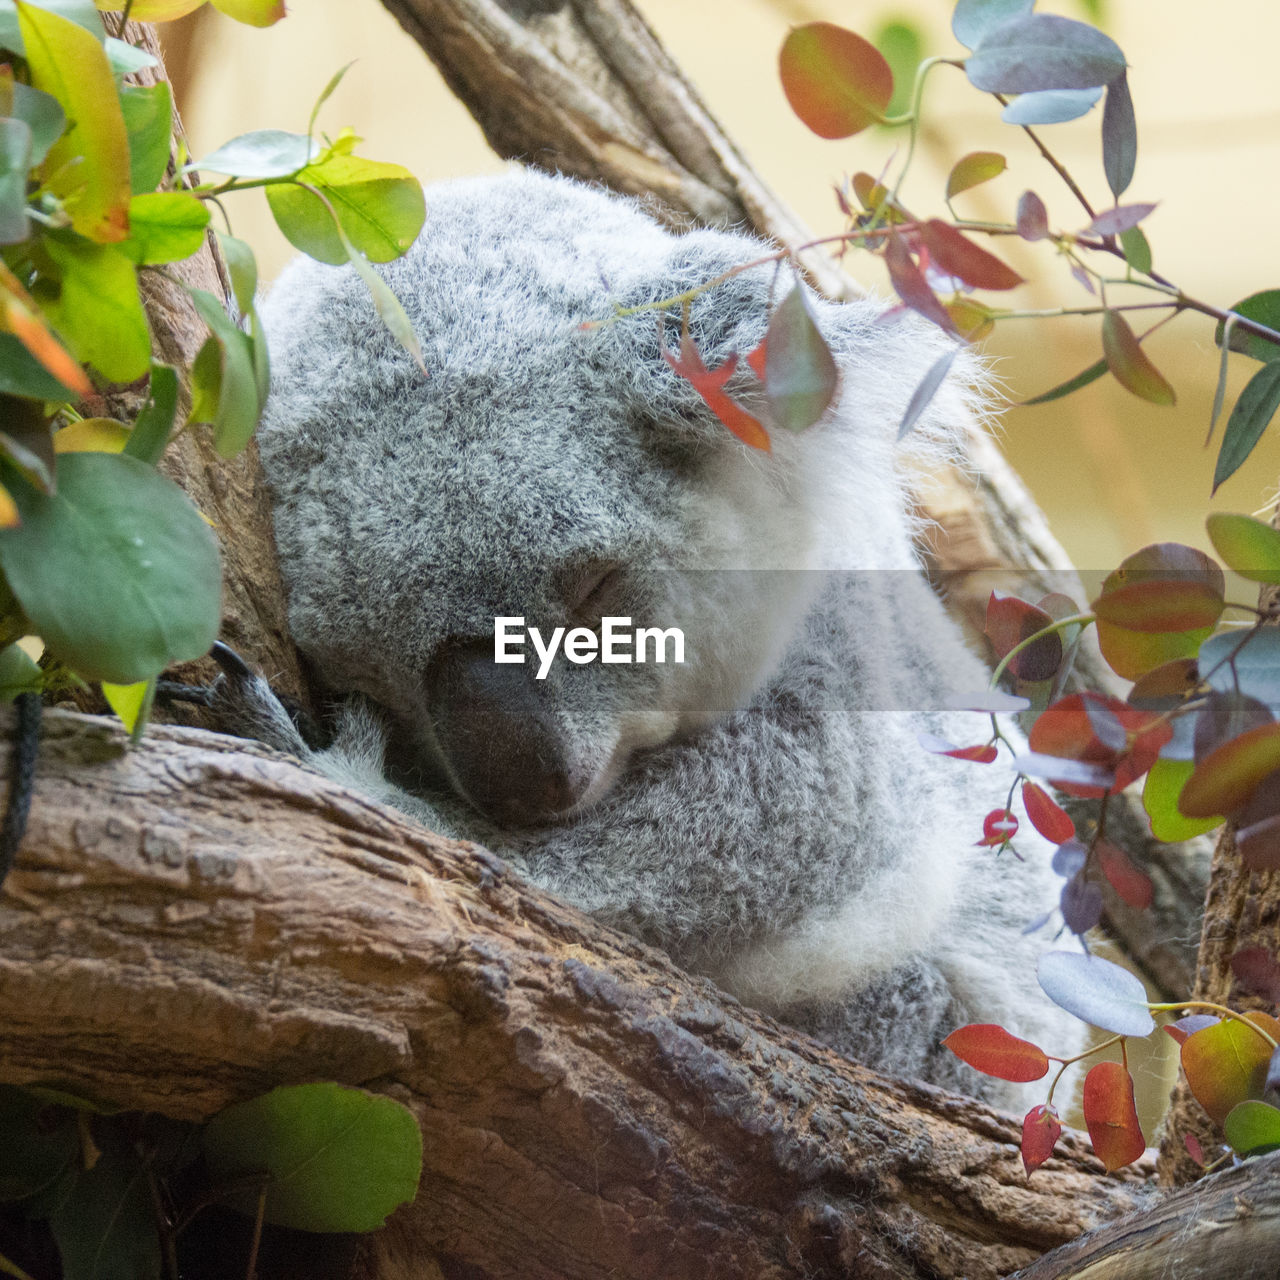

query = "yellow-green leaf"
[121,190,209,265]
[43,237,150,382]
[210,0,285,26]
[1206,513,1280,585]
[102,675,154,736]
[1143,757,1223,842]
[19,0,129,242]
[93,0,207,20]
[52,416,129,453]
[945,151,1006,200]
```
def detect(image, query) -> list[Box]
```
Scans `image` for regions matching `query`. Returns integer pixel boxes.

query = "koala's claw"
[206,643,314,759]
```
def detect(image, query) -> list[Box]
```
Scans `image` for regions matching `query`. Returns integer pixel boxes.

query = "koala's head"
[259,169,971,826]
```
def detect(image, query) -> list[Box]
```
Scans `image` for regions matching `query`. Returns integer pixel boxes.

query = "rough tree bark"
[0,7,1257,1278]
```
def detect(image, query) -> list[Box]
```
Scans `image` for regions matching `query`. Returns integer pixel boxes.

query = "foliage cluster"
[642,0,1280,1179]
[0,1081,422,1280]
[0,0,424,734]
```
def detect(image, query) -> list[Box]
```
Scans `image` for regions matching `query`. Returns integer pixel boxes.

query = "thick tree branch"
[0,711,1148,1280]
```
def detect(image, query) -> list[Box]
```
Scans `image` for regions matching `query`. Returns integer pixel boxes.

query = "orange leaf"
[1097,840,1154,909]
[660,332,770,452]
[942,1024,1049,1082]
[1091,579,1224,633]
[779,22,893,140]
[0,484,19,529]
[1181,1013,1280,1127]
[1082,1061,1145,1172]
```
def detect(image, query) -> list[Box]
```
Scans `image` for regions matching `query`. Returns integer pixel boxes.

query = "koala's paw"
[207,643,312,759]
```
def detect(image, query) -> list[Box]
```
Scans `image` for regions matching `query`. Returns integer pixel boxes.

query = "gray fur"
[255,168,1079,1101]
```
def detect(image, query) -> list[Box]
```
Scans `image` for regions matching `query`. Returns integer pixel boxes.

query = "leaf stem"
[992,93,1096,221]
[1149,1000,1279,1050]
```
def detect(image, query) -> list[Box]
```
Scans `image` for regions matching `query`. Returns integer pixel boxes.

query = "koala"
[251,167,1078,1100]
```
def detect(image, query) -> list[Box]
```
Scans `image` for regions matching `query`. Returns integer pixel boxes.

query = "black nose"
[424,638,583,825]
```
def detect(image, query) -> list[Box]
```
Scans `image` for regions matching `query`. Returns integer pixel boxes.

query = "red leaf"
[746,336,767,380]
[1022,781,1075,843]
[1082,1061,1146,1172]
[942,1024,1049,1082]
[918,733,999,763]
[919,219,1024,292]
[660,331,771,452]
[1021,1104,1062,1175]
[779,22,893,140]
[1029,693,1170,798]
[985,590,1062,682]
[1184,1133,1206,1166]
[978,808,1019,846]
[883,232,956,333]
[1097,840,1154,909]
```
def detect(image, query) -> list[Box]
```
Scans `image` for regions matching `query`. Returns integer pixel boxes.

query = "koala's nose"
[424,638,583,826]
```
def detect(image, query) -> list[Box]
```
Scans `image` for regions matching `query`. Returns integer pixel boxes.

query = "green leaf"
[952,0,1033,50]
[1143,757,1223,842]
[187,288,260,456]
[10,80,66,165]
[0,1084,77,1202]
[0,641,41,702]
[945,150,1006,200]
[873,20,921,121]
[215,230,257,314]
[202,1083,422,1233]
[1119,225,1151,275]
[1214,361,1280,494]
[18,0,130,242]
[103,35,158,76]
[0,451,221,683]
[307,59,355,138]
[1206,513,1280,584]
[966,13,1127,93]
[1101,309,1175,406]
[120,190,208,265]
[43,236,150,382]
[763,283,838,433]
[0,0,104,53]
[778,21,893,140]
[1225,1099,1280,1156]
[1101,70,1136,199]
[48,1135,161,1280]
[0,117,30,245]
[192,128,318,179]
[124,361,178,464]
[1021,356,1107,405]
[1215,290,1280,364]
[0,333,78,398]
[265,156,425,265]
[1000,86,1101,124]
[119,81,173,196]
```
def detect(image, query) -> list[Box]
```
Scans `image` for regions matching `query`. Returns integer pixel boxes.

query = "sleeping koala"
[250,167,1077,1099]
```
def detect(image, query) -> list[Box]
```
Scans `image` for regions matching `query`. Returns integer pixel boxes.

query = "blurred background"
[157,0,1280,577]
